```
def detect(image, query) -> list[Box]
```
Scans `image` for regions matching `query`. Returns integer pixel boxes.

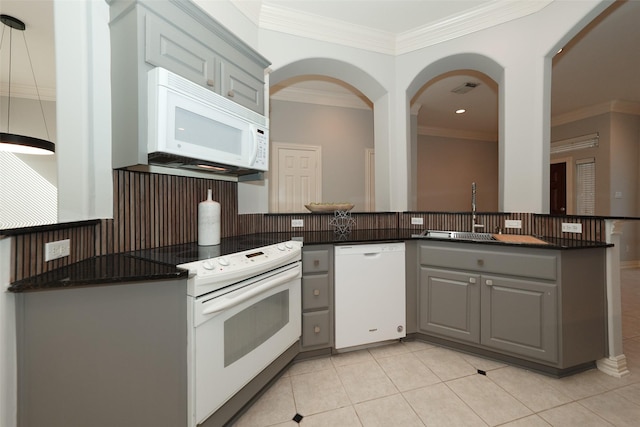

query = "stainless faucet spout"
[471,182,484,231]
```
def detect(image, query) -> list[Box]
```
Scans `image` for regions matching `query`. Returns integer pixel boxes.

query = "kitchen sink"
[415,230,497,242]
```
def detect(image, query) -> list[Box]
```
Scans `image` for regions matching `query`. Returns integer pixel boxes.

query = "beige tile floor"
[233,268,640,427]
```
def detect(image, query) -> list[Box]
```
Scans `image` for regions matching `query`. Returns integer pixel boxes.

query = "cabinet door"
[419,267,480,343]
[220,60,265,113]
[480,275,558,363]
[145,12,216,89]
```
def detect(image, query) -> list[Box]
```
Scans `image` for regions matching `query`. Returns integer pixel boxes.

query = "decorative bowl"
[305,203,354,213]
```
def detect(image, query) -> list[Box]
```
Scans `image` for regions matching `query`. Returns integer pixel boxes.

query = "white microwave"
[147,67,268,176]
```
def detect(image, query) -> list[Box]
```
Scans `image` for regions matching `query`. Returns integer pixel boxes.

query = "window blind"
[576,158,595,215]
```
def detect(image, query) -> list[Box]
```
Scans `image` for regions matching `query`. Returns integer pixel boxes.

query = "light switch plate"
[45,239,71,261]
[504,219,522,229]
[561,222,583,233]
[291,219,304,228]
[411,217,424,225]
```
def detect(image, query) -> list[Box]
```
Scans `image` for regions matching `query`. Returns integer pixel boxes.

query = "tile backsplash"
[7,170,607,281]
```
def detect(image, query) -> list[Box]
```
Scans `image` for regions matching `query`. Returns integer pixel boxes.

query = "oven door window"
[223,290,289,367]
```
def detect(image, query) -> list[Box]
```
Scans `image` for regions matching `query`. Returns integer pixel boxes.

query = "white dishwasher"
[334,242,406,349]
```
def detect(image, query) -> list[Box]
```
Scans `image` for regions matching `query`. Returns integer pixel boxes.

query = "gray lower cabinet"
[16,279,187,427]
[301,245,334,351]
[418,241,605,370]
[419,267,481,344]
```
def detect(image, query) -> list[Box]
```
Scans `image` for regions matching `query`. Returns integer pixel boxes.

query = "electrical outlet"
[45,239,71,262]
[291,219,304,228]
[411,217,424,225]
[561,222,583,233]
[504,219,522,229]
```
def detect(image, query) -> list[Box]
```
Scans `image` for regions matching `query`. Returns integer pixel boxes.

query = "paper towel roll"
[198,189,221,246]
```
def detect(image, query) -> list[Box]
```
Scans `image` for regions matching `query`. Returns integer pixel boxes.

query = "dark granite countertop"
[287,229,611,250]
[8,254,188,293]
[8,229,610,293]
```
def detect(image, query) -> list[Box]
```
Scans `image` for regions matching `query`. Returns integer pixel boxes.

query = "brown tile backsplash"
[6,170,609,281]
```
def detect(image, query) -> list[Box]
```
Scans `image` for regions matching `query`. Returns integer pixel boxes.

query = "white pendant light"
[0,14,55,155]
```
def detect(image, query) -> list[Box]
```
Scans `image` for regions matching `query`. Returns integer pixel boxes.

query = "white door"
[271,143,322,212]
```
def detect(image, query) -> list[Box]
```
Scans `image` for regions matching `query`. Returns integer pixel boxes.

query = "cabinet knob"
[485,279,493,286]
[477,259,484,267]
[313,289,320,296]
[314,325,321,334]
[469,277,476,284]
[314,260,320,267]
[206,79,215,87]
[227,89,235,97]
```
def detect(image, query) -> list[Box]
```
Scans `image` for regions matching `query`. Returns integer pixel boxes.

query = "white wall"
[54,0,113,223]
[269,100,374,211]
[222,0,610,213]
[0,236,16,427]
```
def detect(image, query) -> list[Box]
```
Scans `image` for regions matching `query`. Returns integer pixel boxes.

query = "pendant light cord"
[0,24,12,132]
[20,29,51,141]
[1,20,51,140]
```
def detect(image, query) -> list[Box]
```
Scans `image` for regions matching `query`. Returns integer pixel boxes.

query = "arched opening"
[268,59,386,213]
[407,54,503,213]
[413,70,498,212]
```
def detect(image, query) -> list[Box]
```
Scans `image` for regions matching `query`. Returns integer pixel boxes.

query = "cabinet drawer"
[302,249,330,273]
[302,274,330,310]
[302,311,331,348]
[420,244,557,281]
[145,12,215,87]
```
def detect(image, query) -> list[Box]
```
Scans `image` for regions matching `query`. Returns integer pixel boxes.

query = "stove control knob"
[218,257,230,267]
[277,244,286,251]
[202,260,216,270]
[285,242,294,249]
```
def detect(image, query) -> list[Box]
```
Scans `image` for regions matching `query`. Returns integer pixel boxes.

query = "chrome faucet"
[471,182,484,232]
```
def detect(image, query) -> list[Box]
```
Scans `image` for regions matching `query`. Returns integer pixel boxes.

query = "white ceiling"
[1,0,639,137]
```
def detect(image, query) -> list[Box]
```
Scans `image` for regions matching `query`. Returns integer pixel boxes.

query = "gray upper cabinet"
[145,11,216,87]
[109,0,270,169]
[418,241,606,371]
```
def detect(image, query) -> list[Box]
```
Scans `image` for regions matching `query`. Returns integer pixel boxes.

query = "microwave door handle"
[201,268,299,316]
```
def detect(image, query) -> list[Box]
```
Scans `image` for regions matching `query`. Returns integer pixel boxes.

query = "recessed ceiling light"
[455,109,466,114]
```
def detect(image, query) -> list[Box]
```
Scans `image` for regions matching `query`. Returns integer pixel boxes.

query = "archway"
[406,54,503,212]
[269,59,388,212]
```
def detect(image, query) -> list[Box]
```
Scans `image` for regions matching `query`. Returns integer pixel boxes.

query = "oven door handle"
[201,268,300,316]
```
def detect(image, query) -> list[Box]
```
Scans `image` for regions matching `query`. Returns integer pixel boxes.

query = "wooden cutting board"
[492,234,548,245]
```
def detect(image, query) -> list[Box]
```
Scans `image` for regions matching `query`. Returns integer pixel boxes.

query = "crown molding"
[397,0,553,54]
[259,3,396,55]
[250,0,553,55]
[418,125,498,142]
[551,100,640,127]
[271,86,372,110]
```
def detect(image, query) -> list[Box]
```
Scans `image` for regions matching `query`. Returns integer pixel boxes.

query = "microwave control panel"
[253,128,268,171]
